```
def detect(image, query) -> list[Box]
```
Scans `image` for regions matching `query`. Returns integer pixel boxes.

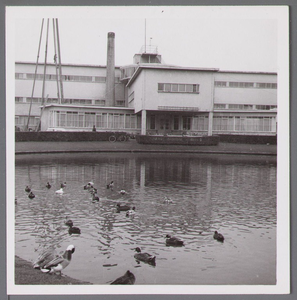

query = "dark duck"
[65,219,81,235]
[134,247,156,266]
[213,231,224,242]
[116,203,131,212]
[25,186,31,193]
[165,234,184,247]
[106,181,114,189]
[46,182,51,189]
[91,191,100,201]
[28,191,35,199]
[110,270,135,285]
[60,182,67,188]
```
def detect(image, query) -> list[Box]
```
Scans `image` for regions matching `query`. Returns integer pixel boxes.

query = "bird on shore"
[28,191,35,199]
[46,182,51,189]
[40,244,75,275]
[126,207,136,217]
[60,182,67,188]
[134,247,156,266]
[106,181,114,189]
[110,270,135,285]
[213,231,224,242]
[116,203,131,212]
[33,247,58,269]
[165,234,184,247]
[25,186,31,193]
[55,188,64,195]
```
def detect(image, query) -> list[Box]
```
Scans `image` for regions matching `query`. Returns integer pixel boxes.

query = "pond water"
[15,152,277,285]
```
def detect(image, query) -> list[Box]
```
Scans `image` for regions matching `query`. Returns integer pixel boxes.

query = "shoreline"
[15,256,92,285]
[15,140,277,156]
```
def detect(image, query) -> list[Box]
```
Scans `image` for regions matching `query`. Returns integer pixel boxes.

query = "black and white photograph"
[6,5,290,295]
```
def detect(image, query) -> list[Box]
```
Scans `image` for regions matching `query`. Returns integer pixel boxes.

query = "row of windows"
[50,111,141,129]
[149,115,209,131]
[215,81,277,89]
[15,73,121,83]
[213,116,276,132]
[158,83,199,93]
[15,116,40,126]
[214,104,277,110]
[15,97,125,107]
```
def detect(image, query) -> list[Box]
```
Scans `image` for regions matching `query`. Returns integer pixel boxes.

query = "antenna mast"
[144,19,146,53]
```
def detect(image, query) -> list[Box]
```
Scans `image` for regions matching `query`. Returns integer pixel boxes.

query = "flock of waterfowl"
[23,180,225,284]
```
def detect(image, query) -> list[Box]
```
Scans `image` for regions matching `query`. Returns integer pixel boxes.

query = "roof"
[126,64,220,87]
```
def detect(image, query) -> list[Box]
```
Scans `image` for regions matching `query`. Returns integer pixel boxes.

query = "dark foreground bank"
[15,140,277,156]
[15,256,92,285]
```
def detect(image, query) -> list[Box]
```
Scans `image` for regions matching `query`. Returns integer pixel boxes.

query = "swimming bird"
[110,270,135,285]
[106,181,114,189]
[116,203,131,212]
[213,231,224,242]
[165,234,184,247]
[163,196,173,204]
[28,191,35,199]
[25,186,31,193]
[65,219,81,234]
[91,192,100,201]
[40,245,75,275]
[46,182,51,189]
[126,207,136,217]
[119,189,127,195]
[134,247,156,266]
[55,188,64,195]
[33,247,58,269]
[60,182,67,188]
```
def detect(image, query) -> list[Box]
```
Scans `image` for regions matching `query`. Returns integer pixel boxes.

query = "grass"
[15,256,92,285]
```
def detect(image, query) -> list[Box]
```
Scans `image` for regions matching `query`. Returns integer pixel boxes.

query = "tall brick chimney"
[106,32,115,107]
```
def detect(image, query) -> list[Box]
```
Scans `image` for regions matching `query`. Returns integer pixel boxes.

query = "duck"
[60,182,67,188]
[110,270,135,285]
[46,182,51,189]
[119,189,127,195]
[33,247,58,269]
[116,203,131,212]
[55,188,64,195]
[126,207,136,217]
[28,191,35,199]
[89,187,98,194]
[163,196,173,204]
[106,181,114,189]
[165,234,184,247]
[91,192,100,201]
[25,186,31,193]
[134,247,156,266]
[68,226,81,235]
[40,245,75,275]
[213,231,224,242]
[87,181,94,187]
[65,219,81,234]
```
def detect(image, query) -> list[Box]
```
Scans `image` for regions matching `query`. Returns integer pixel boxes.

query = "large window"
[182,116,191,130]
[158,83,199,93]
[150,115,156,130]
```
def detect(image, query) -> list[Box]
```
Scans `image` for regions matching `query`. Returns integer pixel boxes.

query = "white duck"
[55,188,64,195]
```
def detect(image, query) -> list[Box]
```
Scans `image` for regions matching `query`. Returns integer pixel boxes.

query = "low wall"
[218,134,277,145]
[15,131,128,142]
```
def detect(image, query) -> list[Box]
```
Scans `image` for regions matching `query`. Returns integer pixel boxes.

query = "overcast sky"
[10,6,284,72]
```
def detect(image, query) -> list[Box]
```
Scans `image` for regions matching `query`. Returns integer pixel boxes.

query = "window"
[214,104,226,109]
[95,100,105,106]
[214,81,227,87]
[94,76,106,83]
[66,112,78,127]
[115,100,125,107]
[158,83,199,93]
[85,112,95,127]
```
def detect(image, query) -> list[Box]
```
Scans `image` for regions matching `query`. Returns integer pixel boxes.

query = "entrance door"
[159,117,171,135]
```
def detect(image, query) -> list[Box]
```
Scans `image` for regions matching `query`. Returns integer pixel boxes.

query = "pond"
[15,152,277,285]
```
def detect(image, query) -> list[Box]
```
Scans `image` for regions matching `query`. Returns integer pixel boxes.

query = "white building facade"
[15,47,277,138]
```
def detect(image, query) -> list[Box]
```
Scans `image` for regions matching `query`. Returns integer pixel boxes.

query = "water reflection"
[15,153,276,285]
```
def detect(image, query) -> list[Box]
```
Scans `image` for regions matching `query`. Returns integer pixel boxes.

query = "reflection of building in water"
[15,31,277,141]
